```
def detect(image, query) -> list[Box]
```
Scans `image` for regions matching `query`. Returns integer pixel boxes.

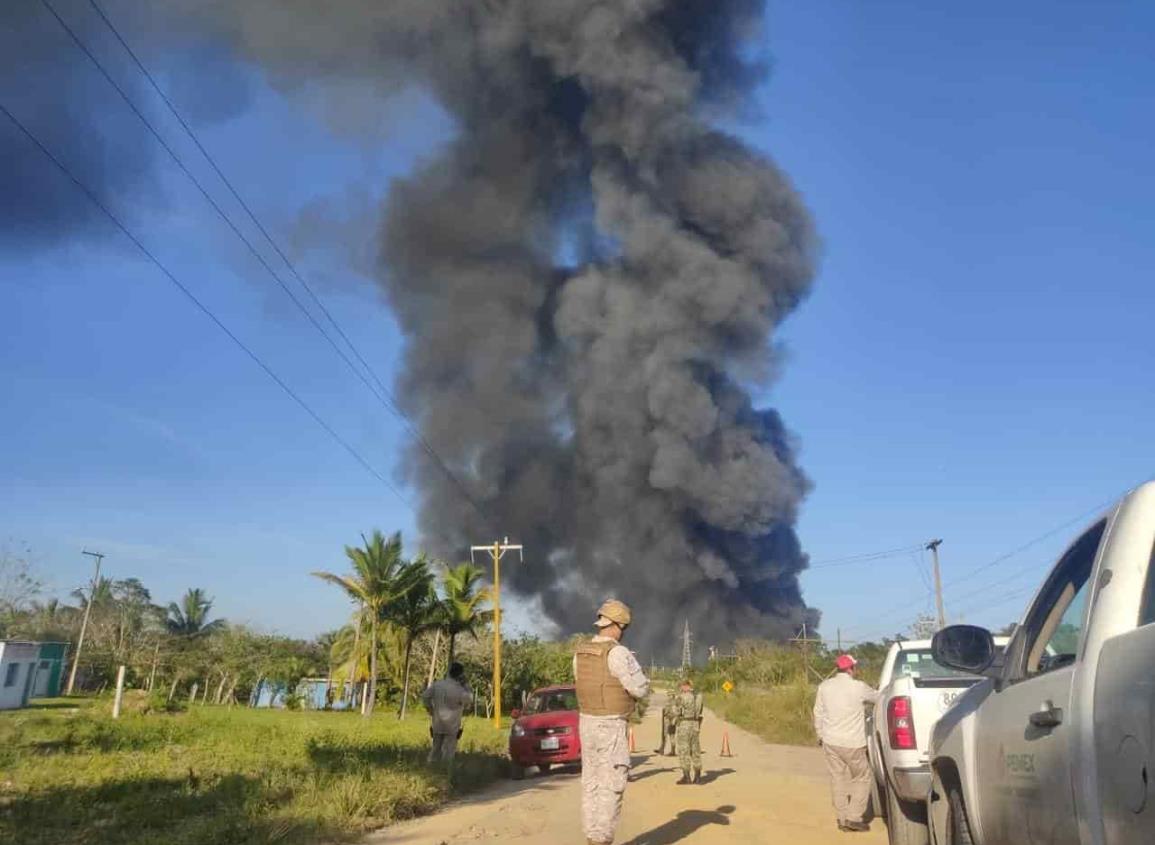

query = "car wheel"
[946,785,976,845]
[510,763,526,780]
[885,779,930,845]
[537,763,553,775]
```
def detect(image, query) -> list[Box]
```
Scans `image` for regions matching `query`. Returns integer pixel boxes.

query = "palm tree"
[390,557,438,719]
[165,588,226,638]
[440,562,492,665]
[312,531,418,717]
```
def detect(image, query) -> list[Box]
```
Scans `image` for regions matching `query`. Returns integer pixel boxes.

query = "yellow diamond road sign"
[722,681,734,694]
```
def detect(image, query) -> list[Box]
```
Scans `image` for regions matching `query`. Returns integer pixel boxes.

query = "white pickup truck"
[868,638,1008,845]
[927,480,1155,845]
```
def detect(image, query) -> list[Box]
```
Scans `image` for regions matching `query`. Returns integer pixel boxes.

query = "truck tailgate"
[891,676,979,759]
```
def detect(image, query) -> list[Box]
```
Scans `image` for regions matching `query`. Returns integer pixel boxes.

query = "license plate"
[540,737,560,750]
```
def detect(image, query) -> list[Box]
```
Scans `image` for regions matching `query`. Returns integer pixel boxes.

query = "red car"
[508,685,581,777]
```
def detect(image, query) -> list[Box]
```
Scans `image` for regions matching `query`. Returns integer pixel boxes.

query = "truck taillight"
[888,695,917,750]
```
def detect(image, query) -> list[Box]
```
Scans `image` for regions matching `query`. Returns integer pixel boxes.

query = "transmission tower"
[681,620,693,671]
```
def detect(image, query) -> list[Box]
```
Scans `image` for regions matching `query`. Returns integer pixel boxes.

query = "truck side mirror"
[932,625,996,674]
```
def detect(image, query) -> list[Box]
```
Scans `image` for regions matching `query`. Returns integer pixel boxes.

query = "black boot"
[676,770,691,785]
[692,767,701,784]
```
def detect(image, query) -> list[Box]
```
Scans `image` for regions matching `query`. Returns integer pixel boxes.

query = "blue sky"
[2,1,1153,647]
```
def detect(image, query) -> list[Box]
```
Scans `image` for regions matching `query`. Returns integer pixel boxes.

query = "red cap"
[835,654,857,671]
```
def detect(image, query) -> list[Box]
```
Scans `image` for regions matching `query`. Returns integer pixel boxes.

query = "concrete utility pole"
[926,539,946,630]
[681,620,693,672]
[66,550,104,696]
[470,538,523,728]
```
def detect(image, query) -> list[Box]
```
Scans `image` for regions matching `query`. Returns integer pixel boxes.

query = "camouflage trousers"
[579,715,630,845]
[675,722,701,772]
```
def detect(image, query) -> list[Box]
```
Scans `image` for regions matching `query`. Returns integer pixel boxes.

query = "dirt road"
[376,695,887,845]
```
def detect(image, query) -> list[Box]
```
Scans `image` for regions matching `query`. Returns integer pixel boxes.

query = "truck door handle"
[1029,704,1063,729]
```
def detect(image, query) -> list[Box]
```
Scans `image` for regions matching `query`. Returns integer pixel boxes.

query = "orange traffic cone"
[720,729,734,757]
[628,726,637,753]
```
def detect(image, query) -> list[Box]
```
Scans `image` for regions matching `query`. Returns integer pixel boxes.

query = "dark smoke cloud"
[180,0,820,658]
[0,3,155,248]
[0,2,249,252]
[11,0,818,657]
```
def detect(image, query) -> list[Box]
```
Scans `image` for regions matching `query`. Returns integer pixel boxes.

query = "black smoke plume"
[0,2,247,251]
[30,0,820,657]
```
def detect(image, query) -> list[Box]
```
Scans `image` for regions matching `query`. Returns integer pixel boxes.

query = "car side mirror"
[932,625,996,675]
[510,709,521,720]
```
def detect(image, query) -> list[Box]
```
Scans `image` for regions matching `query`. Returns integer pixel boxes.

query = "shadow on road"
[697,768,736,785]
[621,805,737,845]
[629,766,676,782]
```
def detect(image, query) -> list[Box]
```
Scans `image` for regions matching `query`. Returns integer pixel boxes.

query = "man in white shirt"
[813,653,879,832]
[422,662,473,769]
[573,599,650,845]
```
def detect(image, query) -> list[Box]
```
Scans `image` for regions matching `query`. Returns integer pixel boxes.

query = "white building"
[0,641,66,710]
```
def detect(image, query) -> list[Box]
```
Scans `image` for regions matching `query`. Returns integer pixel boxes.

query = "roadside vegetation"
[0,699,509,845]
[686,639,889,747]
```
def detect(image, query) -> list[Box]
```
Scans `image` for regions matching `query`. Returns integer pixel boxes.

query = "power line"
[910,548,933,593]
[42,0,493,529]
[81,0,490,531]
[0,101,411,508]
[807,543,925,570]
[939,495,1117,590]
[840,491,1122,642]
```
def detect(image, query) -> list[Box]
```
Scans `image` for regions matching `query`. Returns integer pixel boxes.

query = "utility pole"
[470,538,523,728]
[681,620,693,672]
[791,622,825,684]
[67,550,104,696]
[926,539,946,630]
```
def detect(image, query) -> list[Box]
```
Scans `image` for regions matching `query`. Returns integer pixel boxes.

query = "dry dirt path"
[373,694,888,845]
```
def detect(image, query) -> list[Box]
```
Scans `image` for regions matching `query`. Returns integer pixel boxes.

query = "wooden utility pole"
[926,539,946,630]
[470,538,523,728]
[66,550,104,695]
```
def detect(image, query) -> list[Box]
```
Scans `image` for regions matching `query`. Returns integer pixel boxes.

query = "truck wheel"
[885,780,930,845]
[537,763,552,774]
[946,785,976,845]
[510,763,526,780]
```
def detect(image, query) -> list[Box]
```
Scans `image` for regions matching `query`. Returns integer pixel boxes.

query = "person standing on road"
[673,677,704,784]
[656,696,676,756]
[422,662,473,770]
[813,654,878,833]
[573,599,650,845]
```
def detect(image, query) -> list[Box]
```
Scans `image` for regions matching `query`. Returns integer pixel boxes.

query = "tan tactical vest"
[574,639,634,717]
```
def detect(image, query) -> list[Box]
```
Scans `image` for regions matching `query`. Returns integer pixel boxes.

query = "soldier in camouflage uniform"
[655,697,676,755]
[574,600,650,845]
[673,677,703,784]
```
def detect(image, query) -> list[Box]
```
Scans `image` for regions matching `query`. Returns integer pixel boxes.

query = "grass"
[0,697,511,845]
[706,682,818,746]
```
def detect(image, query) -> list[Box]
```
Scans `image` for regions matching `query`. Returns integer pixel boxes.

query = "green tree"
[391,557,438,719]
[440,562,492,665]
[165,588,225,638]
[312,530,417,717]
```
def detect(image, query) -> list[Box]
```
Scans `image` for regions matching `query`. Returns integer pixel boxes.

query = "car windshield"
[895,647,995,680]
[524,689,578,714]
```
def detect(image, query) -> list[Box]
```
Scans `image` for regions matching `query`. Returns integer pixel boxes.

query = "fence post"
[112,665,127,719]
